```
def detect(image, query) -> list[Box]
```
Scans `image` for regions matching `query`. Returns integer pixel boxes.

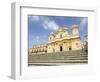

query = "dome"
[50,32,54,35]
[49,32,55,37]
[57,27,68,32]
[72,24,79,29]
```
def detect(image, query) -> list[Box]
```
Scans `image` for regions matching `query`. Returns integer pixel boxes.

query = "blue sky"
[28,15,88,48]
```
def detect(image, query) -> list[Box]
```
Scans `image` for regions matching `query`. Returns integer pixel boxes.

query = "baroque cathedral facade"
[29,24,81,54]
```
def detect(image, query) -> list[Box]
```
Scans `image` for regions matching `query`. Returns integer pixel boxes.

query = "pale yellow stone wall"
[30,25,82,54]
[71,38,81,50]
[47,44,54,53]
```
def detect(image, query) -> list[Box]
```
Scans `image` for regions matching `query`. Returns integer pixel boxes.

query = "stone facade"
[29,24,81,54]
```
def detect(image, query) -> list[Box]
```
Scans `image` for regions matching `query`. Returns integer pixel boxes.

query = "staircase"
[28,50,88,66]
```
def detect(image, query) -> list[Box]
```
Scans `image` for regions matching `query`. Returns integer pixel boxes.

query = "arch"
[60,45,63,52]
[69,46,71,51]
[60,34,62,38]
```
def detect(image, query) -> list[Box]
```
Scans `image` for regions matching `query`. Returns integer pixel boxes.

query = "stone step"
[30,53,87,57]
[29,53,87,56]
[29,60,88,64]
[29,57,87,61]
[28,50,88,65]
[28,61,88,66]
[29,56,88,60]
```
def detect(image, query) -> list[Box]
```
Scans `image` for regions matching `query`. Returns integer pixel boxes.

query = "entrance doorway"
[60,46,63,52]
[69,46,71,51]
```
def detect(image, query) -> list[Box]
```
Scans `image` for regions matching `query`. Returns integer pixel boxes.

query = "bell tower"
[71,24,81,50]
[48,32,55,42]
[72,24,79,36]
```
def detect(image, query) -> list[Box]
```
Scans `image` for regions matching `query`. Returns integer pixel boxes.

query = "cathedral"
[29,24,81,54]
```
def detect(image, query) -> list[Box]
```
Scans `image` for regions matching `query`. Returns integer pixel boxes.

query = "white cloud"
[42,18,59,31]
[79,18,87,29]
[36,36,39,42]
[32,16,39,21]
[29,35,40,45]
[31,35,47,45]
[31,16,59,31]
[79,18,88,42]
[79,18,88,34]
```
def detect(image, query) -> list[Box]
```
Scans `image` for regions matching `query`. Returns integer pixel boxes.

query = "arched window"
[76,43,78,45]
[49,37,51,40]
[53,48,55,52]
[60,34,62,38]
[49,47,50,49]
[60,46,63,51]
[76,43,79,48]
